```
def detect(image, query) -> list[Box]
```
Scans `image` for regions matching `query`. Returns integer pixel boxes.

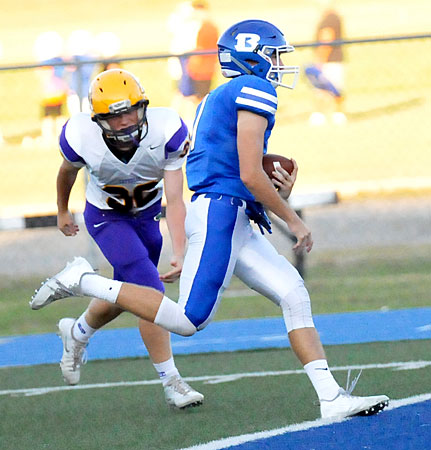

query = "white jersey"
[59,107,189,213]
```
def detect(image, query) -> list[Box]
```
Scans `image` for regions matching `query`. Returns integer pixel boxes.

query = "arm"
[57,158,81,236]
[237,110,313,253]
[159,168,187,282]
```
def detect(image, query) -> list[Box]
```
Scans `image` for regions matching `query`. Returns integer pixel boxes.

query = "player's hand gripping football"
[57,210,79,236]
[159,254,184,283]
[272,158,298,200]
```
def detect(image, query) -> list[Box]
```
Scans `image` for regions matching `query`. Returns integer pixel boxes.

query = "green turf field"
[2,242,430,450]
[1,341,430,450]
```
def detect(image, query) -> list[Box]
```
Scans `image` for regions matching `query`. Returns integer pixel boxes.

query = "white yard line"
[2,360,430,397]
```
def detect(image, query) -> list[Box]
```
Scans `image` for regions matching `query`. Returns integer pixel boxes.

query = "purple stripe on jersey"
[164,118,188,159]
[59,121,86,164]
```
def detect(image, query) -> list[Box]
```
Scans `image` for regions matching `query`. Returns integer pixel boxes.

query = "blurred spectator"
[29,31,69,147]
[187,3,219,99]
[94,31,122,72]
[65,29,96,114]
[167,0,218,125]
[305,0,346,125]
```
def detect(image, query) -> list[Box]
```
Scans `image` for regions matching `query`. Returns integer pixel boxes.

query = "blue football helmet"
[217,19,299,89]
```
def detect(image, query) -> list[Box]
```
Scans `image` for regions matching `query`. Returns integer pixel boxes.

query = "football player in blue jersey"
[32,20,388,420]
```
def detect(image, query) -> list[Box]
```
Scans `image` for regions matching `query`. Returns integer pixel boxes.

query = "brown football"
[262,153,294,179]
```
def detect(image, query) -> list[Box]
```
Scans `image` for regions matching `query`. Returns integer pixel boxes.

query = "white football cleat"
[163,375,204,409]
[320,388,389,419]
[58,318,88,385]
[30,257,94,310]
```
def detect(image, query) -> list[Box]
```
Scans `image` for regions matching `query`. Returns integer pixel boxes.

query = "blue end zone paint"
[227,401,431,449]
[1,307,431,368]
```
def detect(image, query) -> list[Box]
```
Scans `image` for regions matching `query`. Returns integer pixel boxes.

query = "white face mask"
[259,45,300,89]
[97,105,147,150]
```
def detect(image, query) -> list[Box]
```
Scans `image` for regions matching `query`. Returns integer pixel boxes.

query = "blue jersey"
[186,75,278,201]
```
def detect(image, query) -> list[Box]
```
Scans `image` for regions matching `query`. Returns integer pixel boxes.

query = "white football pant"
[178,194,315,332]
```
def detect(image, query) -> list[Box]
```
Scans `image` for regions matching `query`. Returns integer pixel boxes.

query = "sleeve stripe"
[235,97,276,115]
[240,86,278,105]
[59,121,86,165]
[164,118,188,159]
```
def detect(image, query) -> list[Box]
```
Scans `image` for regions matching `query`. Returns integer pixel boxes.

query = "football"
[262,153,294,179]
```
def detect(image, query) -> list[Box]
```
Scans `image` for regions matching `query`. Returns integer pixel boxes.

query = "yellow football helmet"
[89,69,149,149]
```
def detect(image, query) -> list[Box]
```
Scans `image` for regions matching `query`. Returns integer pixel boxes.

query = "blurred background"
[0,0,430,334]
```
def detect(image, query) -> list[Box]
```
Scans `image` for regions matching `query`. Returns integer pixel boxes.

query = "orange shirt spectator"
[187,20,218,82]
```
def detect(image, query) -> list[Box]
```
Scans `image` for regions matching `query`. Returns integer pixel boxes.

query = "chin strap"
[231,56,253,75]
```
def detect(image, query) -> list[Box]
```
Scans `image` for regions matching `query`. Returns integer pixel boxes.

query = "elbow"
[240,171,254,188]
[240,169,262,191]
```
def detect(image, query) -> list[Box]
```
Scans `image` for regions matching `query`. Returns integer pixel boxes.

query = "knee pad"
[280,283,315,333]
[173,312,197,337]
[154,296,197,337]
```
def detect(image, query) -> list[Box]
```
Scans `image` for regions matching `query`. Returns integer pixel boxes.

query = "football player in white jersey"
[32,22,388,419]
[52,69,203,408]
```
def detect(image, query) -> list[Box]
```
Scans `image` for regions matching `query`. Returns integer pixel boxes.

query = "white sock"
[153,357,179,386]
[80,273,122,304]
[72,312,97,343]
[304,359,340,401]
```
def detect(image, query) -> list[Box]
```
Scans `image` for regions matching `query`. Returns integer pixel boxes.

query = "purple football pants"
[84,201,164,292]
